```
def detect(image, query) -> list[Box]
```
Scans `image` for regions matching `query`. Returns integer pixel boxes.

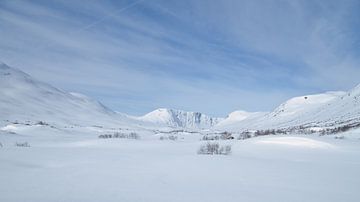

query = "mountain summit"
[138,108,222,129]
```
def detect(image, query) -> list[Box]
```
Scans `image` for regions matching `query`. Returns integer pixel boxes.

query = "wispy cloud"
[0,0,359,116]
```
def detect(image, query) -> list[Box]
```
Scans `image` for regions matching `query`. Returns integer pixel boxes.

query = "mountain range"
[1,62,360,133]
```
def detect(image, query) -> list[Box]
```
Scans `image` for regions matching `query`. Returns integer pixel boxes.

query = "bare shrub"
[220,131,234,140]
[128,132,140,140]
[168,135,178,141]
[99,132,140,140]
[159,135,178,141]
[202,135,218,141]
[202,132,235,141]
[197,142,231,155]
[238,131,252,140]
[15,142,30,147]
[99,134,112,139]
[36,121,49,126]
[334,135,345,140]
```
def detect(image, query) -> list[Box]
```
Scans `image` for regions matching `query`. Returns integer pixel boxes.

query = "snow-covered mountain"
[0,62,138,127]
[137,108,222,129]
[2,62,360,133]
[0,62,220,130]
[216,87,360,132]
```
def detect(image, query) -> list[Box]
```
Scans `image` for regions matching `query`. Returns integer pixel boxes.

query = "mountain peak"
[349,83,360,96]
[138,108,222,129]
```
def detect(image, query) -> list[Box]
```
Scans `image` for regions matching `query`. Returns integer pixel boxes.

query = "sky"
[1,0,360,117]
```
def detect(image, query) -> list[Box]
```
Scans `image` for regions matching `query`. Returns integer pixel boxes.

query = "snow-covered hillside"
[216,88,360,132]
[0,63,140,128]
[216,110,267,128]
[138,108,222,129]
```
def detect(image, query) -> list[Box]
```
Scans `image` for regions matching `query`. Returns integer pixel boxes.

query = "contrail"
[6,0,145,64]
[76,0,145,32]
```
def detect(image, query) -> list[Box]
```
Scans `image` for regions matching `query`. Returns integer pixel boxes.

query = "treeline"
[237,122,360,139]
[202,131,235,141]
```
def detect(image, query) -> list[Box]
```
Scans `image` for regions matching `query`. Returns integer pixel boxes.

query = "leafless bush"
[197,142,232,155]
[15,142,30,147]
[99,132,140,140]
[334,135,345,140]
[238,131,252,140]
[36,121,49,126]
[220,132,235,140]
[202,135,219,141]
[320,123,360,135]
[128,132,140,139]
[159,135,178,141]
[202,132,234,141]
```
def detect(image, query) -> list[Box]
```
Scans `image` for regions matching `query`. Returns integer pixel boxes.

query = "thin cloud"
[0,0,359,116]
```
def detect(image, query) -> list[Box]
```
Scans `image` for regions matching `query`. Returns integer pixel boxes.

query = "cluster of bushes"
[236,128,316,139]
[236,122,360,138]
[159,135,178,141]
[156,129,199,134]
[254,129,289,136]
[320,123,360,135]
[36,121,49,126]
[202,132,235,141]
[15,142,30,147]
[98,132,140,140]
[197,142,232,155]
[237,131,252,140]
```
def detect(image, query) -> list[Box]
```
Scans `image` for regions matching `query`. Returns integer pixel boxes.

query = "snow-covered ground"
[1,125,360,202]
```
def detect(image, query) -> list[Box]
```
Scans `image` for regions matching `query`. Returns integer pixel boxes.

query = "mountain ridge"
[1,62,360,133]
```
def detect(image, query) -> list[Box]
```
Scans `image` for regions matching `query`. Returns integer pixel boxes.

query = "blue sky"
[1,0,360,116]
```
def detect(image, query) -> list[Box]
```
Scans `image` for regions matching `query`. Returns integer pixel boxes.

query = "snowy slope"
[216,110,267,128]
[0,63,139,127]
[138,108,222,129]
[216,87,360,132]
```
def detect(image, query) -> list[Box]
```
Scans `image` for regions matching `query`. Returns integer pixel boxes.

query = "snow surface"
[1,127,360,202]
